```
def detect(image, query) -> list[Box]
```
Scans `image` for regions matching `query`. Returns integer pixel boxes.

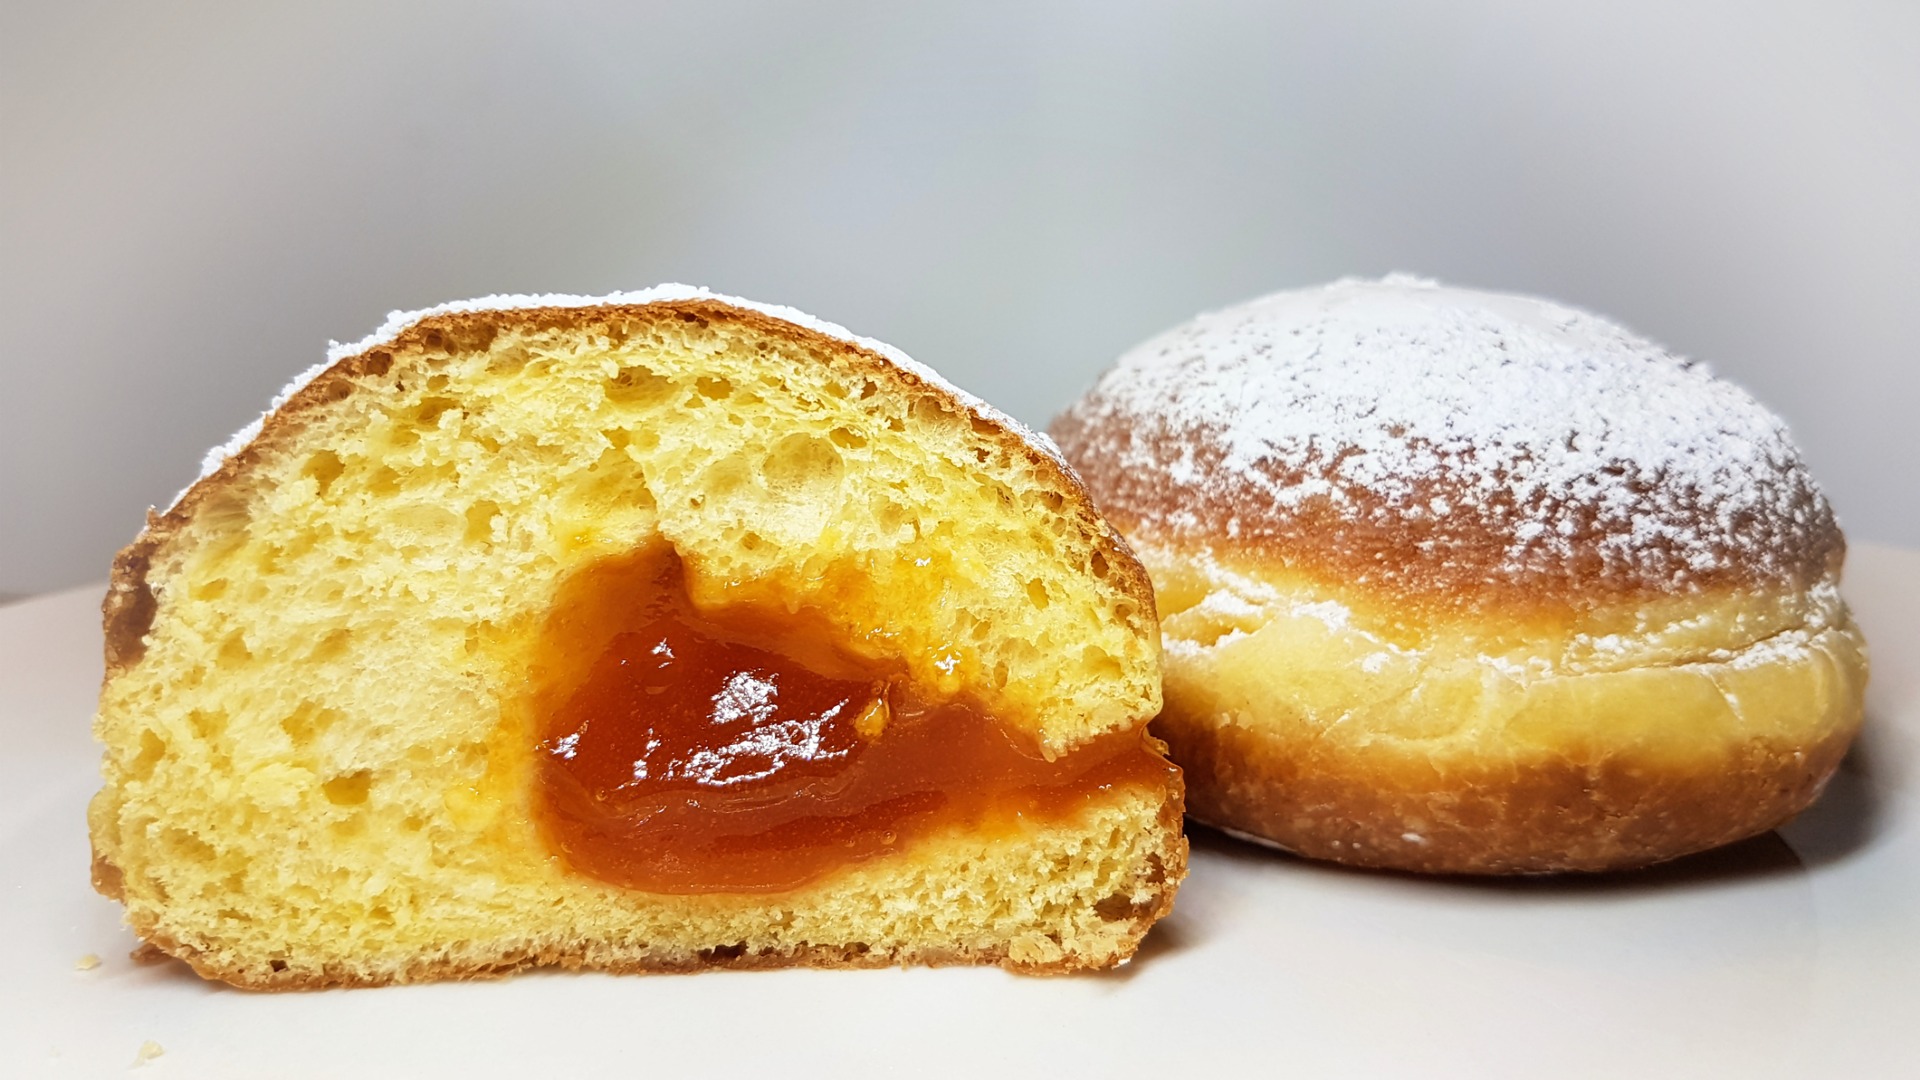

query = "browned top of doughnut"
[105,289,1156,684]
[1050,277,1842,614]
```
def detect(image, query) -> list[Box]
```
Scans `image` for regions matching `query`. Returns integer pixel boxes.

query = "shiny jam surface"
[528,547,1172,894]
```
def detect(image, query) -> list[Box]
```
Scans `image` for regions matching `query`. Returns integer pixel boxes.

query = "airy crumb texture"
[181,284,1076,507]
[91,292,1182,987]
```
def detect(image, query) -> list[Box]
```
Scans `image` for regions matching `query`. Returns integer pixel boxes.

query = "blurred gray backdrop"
[5,1,1917,598]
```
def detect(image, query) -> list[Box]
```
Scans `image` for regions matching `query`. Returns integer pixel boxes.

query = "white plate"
[4,545,1916,1079]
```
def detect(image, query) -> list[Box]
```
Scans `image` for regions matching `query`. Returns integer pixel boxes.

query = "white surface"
[2,545,1915,1079]
[1066,275,1829,583]
[182,285,1063,510]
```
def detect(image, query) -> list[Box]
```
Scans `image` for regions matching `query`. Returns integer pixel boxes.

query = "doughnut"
[1050,276,1867,874]
[89,286,1184,987]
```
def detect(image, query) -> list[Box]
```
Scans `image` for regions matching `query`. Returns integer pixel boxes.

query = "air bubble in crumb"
[75,953,101,971]
[133,1040,164,1066]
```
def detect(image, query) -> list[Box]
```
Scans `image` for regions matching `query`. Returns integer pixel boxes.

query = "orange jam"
[527,546,1173,894]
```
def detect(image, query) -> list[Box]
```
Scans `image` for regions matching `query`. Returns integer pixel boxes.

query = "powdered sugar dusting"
[172,285,1062,509]
[1054,276,1836,596]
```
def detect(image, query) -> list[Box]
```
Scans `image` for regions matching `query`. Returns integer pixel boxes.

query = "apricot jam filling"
[526,546,1172,895]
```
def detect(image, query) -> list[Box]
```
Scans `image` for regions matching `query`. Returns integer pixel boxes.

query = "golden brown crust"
[90,850,124,901]
[93,294,1176,984]
[128,923,1099,990]
[105,298,1155,680]
[102,781,1187,989]
[1052,280,1866,875]
[1050,409,1844,620]
[1047,278,1846,617]
[102,517,162,677]
[1155,701,1859,874]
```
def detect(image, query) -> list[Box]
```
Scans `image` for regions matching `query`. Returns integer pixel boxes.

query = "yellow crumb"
[133,1040,164,1066]
[75,953,101,971]
[87,300,1181,985]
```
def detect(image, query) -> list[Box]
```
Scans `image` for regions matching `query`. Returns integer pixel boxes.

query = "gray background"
[5,1,1916,599]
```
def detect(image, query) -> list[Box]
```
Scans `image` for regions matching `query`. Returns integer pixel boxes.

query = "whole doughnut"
[1051,276,1868,874]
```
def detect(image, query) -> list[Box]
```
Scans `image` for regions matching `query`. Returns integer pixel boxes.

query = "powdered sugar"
[173,285,1062,509]
[1057,276,1833,592]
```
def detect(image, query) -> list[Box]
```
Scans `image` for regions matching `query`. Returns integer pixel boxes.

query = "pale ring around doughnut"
[1052,276,1868,874]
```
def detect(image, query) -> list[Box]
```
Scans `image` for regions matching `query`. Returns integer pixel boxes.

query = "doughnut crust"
[90,287,1183,987]
[1051,276,1868,874]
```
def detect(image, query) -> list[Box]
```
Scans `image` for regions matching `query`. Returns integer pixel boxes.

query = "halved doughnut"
[91,287,1183,986]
